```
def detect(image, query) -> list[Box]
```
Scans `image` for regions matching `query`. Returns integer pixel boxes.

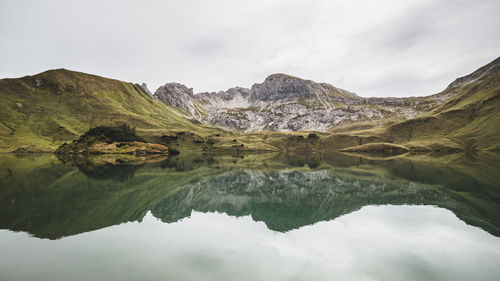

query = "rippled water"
[1,152,499,280]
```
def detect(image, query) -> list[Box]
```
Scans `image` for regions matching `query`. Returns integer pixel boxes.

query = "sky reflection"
[1,205,499,281]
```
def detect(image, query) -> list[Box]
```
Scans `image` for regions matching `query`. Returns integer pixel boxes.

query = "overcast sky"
[1,0,499,97]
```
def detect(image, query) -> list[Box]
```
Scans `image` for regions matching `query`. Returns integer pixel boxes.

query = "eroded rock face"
[154,83,198,115]
[152,73,446,132]
[249,74,354,102]
[197,87,252,109]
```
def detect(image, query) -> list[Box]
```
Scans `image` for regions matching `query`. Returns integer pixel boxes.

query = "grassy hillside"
[1,58,498,153]
[0,69,224,152]
[386,65,500,150]
[324,57,500,152]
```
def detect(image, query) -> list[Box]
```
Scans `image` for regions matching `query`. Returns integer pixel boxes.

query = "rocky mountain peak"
[151,73,441,132]
[156,82,194,96]
[250,73,319,102]
[140,83,153,96]
[154,82,197,114]
[263,73,303,82]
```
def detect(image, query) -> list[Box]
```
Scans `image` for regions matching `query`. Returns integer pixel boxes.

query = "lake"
[1,152,500,281]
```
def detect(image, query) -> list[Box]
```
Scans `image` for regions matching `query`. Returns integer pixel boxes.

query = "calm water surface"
[0,152,499,281]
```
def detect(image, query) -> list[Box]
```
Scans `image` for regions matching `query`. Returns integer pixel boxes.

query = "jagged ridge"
[153,73,448,132]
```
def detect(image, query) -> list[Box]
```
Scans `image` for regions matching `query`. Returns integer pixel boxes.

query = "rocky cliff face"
[140,83,153,97]
[249,73,358,102]
[154,83,199,115]
[153,66,495,132]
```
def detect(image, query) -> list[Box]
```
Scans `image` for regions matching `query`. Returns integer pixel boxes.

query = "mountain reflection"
[0,151,499,239]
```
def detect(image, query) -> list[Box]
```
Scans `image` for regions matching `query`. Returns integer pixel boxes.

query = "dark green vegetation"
[78,124,146,143]
[0,152,499,239]
[56,124,169,155]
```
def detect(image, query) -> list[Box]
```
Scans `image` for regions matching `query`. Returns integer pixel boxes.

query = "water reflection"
[1,207,500,281]
[0,151,499,238]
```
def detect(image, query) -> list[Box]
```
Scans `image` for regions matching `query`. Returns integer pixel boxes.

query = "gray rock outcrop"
[140,83,153,97]
[152,73,449,132]
[154,83,199,115]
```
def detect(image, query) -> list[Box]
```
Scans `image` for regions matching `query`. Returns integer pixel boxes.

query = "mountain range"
[152,73,443,132]
[0,56,498,152]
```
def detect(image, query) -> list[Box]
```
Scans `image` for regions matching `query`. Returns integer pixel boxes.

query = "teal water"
[0,152,500,280]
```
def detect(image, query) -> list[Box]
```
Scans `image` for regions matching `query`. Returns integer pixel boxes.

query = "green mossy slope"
[0,69,222,152]
[1,57,498,153]
[325,57,500,152]
[389,64,499,150]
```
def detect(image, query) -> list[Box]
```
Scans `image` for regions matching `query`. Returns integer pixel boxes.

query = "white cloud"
[0,0,499,97]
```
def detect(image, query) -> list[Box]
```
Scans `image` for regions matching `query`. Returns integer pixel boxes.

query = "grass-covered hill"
[0,69,314,153]
[324,56,500,152]
[0,57,498,153]
[0,69,224,152]
[386,56,500,150]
